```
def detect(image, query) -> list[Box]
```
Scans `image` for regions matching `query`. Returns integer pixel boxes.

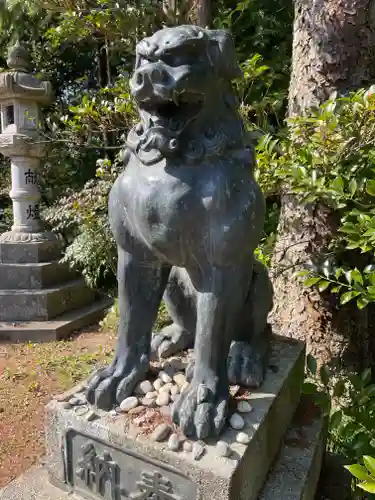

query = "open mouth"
[139,92,204,129]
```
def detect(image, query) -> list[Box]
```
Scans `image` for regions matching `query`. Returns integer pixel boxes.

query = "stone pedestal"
[0,337,325,500]
[42,337,324,500]
[0,237,112,342]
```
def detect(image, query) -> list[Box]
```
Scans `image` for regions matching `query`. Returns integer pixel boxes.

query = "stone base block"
[259,397,326,500]
[0,279,95,321]
[0,240,62,264]
[44,337,305,500]
[0,296,113,342]
[0,260,77,289]
[0,397,325,500]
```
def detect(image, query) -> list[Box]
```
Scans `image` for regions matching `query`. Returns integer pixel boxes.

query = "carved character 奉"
[86,25,273,439]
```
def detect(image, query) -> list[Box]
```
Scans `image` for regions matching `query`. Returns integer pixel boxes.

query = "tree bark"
[288,0,375,116]
[271,0,375,371]
[195,0,212,27]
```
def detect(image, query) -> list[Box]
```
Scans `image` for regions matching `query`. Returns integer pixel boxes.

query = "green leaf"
[364,385,375,398]
[333,379,345,398]
[358,481,375,493]
[362,368,372,384]
[318,280,330,292]
[357,297,370,309]
[344,464,372,481]
[352,268,364,285]
[307,354,317,375]
[330,409,343,429]
[349,178,358,196]
[352,432,370,451]
[320,365,331,386]
[367,179,375,196]
[332,176,344,192]
[349,374,363,390]
[364,456,375,476]
[303,382,318,395]
[304,277,321,287]
[340,291,360,305]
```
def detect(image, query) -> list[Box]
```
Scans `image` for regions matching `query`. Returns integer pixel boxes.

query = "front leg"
[172,265,250,439]
[86,248,170,410]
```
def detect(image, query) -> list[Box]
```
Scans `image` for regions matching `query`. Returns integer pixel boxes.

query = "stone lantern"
[0,42,55,241]
[0,43,111,341]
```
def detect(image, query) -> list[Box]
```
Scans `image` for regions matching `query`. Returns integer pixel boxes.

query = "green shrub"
[346,456,375,498]
[255,88,375,308]
[304,356,375,462]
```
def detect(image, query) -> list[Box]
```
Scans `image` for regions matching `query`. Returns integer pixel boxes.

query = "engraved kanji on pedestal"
[76,442,124,500]
[0,41,55,242]
[74,441,183,500]
[130,471,182,500]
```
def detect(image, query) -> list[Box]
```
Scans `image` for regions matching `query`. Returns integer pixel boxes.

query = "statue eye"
[162,53,197,67]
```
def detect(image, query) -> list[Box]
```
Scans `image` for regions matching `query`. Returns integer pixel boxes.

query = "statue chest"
[109,157,263,265]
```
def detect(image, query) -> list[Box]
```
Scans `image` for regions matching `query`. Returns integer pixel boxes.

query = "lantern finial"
[6,42,31,72]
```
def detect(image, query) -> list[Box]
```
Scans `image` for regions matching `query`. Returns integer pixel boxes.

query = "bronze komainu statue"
[86,25,273,439]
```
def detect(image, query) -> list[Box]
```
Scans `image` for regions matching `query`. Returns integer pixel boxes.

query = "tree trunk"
[195,0,212,27]
[288,0,375,116]
[271,0,375,371]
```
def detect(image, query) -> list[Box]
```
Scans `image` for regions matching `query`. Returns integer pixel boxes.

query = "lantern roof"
[0,42,53,104]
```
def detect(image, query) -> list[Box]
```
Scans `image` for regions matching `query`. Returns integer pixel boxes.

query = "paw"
[227,341,265,388]
[86,352,149,410]
[172,379,228,439]
[151,324,194,359]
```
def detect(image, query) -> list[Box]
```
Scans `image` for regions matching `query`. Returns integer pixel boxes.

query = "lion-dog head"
[127,25,250,165]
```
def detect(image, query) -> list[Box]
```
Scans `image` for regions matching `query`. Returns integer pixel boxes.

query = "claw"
[95,377,118,410]
[186,361,194,382]
[195,402,211,439]
[197,384,209,404]
[213,399,228,435]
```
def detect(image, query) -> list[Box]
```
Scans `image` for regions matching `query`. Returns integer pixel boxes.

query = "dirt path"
[0,327,115,488]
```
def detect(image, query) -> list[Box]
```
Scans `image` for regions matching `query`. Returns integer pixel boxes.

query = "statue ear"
[206,30,242,80]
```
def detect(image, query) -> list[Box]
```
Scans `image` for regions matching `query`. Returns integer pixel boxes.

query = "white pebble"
[229,413,245,430]
[145,391,158,399]
[173,373,187,388]
[237,401,253,413]
[141,397,156,407]
[236,432,250,444]
[159,371,172,384]
[216,441,231,458]
[151,423,171,442]
[119,396,139,412]
[169,358,187,372]
[170,385,180,395]
[168,433,180,451]
[156,392,170,406]
[159,383,173,393]
[109,410,117,417]
[183,441,193,452]
[153,379,164,391]
[85,410,97,422]
[135,380,153,395]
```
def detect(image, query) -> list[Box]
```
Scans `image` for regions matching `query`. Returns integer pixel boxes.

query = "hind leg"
[228,259,273,388]
[151,267,197,359]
